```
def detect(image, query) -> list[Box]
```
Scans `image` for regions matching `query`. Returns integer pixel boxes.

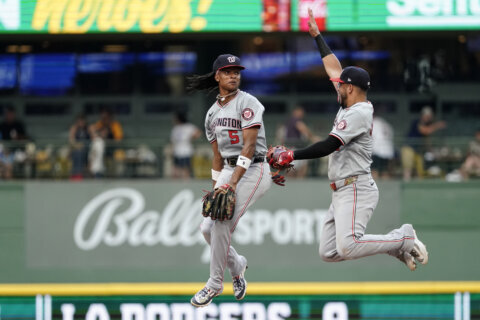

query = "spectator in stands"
[69,114,90,180]
[401,106,446,181]
[0,107,27,141]
[371,114,395,179]
[0,144,14,179]
[88,107,124,177]
[89,107,123,141]
[460,128,480,180]
[88,129,105,178]
[282,106,320,178]
[170,112,201,179]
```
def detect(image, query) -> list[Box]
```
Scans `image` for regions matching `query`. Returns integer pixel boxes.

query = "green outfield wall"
[0,290,479,320]
[0,180,479,283]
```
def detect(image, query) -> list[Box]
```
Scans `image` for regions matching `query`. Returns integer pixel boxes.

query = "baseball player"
[268,9,429,271]
[186,54,276,307]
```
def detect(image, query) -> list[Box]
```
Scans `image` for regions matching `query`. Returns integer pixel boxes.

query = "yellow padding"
[0,282,479,296]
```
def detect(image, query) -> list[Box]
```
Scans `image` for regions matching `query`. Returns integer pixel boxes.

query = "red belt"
[330,176,359,191]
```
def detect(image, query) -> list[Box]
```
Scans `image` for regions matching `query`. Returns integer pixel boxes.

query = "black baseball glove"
[202,184,236,221]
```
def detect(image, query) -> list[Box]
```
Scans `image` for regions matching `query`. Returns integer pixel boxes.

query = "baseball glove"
[267,145,294,170]
[202,184,236,221]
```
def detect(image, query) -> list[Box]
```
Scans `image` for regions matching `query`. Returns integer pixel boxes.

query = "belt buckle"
[228,158,236,167]
[344,176,358,186]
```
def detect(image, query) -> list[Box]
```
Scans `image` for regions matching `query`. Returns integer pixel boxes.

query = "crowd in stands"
[0,105,478,182]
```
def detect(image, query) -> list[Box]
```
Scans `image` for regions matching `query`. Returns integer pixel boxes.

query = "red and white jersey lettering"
[205,90,267,158]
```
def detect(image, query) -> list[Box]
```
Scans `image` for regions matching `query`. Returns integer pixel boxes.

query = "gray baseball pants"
[319,174,415,262]
[200,162,272,292]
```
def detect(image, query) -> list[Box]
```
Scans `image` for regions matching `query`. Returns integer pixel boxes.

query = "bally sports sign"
[73,188,327,264]
[25,180,334,281]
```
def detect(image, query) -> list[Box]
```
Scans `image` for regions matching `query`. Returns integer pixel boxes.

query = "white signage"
[74,188,326,263]
[386,0,480,27]
[60,302,292,320]
[0,0,20,30]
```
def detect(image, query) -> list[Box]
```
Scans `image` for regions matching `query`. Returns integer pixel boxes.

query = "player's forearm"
[314,34,342,79]
[322,54,343,79]
[228,141,255,187]
[293,135,342,160]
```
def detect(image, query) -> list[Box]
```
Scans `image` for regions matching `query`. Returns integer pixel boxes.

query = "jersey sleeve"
[204,112,216,143]
[330,109,369,145]
[240,96,265,129]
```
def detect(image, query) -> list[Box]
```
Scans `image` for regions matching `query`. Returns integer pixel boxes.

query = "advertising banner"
[327,0,480,31]
[0,291,478,320]
[2,0,479,34]
[25,181,333,281]
[24,180,420,283]
[0,0,263,34]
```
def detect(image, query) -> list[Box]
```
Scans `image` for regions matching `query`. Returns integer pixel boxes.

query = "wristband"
[314,35,333,58]
[236,155,251,170]
[211,169,221,181]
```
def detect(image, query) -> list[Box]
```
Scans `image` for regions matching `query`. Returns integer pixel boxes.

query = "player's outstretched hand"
[267,145,294,170]
[307,8,320,38]
[270,170,286,186]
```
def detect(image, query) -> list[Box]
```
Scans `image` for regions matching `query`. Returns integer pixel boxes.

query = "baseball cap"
[212,54,245,72]
[330,66,371,91]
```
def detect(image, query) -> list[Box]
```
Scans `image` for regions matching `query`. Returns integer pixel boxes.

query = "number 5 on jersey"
[229,130,240,144]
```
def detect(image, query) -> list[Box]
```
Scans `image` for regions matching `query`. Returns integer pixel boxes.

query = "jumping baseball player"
[186,54,278,307]
[268,9,429,271]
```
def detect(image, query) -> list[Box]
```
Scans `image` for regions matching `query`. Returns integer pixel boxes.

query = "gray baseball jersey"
[328,101,374,181]
[319,101,415,265]
[205,90,267,158]
[200,89,272,294]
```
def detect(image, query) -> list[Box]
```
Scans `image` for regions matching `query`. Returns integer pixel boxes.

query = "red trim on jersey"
[218,64,245,71]
[231,163,264,233]
[329,133,345,145]
[351,184,414,244]
[209,138,217,144]
[242,123,261,130]
[219,164,263,287]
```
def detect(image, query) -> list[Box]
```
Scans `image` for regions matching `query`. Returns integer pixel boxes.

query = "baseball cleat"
[190,287,220,307]
[411,229,429,265]
[233,261,248,300]
[401,251,417,271]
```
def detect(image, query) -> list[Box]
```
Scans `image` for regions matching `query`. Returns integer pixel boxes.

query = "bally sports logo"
[73,188,326,262]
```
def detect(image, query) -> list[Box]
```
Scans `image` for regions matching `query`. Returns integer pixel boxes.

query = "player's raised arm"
[307,8,342,88]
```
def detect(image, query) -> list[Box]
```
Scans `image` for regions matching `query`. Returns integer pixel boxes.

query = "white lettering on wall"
[85,304,110,320]
[73,188,326,262]
[61,304,75,320]
[322,302,348,320]
[64,302,293,320]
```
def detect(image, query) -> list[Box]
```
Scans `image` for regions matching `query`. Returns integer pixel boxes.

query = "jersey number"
[228,130,240,144]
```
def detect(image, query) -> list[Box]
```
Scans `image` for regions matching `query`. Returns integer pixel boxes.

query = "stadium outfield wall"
[0,283,479,319]
[0,180,478,283]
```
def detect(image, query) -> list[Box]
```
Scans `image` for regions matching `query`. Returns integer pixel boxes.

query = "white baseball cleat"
[190,287,220,307]
[233,258,248,300]
[411,229,429,265]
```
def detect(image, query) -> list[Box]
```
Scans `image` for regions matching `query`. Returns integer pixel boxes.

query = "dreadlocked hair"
[186,71,218,94]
